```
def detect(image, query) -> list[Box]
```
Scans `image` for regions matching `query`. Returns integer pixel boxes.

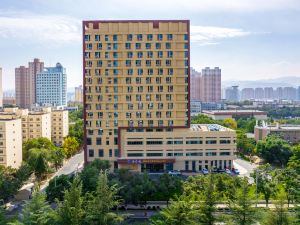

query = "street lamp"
[255,168,271,208]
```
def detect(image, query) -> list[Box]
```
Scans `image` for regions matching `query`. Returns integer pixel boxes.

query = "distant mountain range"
[222,76,300,89]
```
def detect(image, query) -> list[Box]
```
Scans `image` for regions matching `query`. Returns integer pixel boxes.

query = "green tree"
[223,118,237,130]
[50,147,65,171]
[191,114,216,124]
[23,138,55,161]
[253,165,277,207]
[80,159,110,193]
[84,171,123,225]
[27,148,51,182]
[0,206,8,225]
[236,130,256,155]
[151,195,199,225]
[261,190,292,225]
[276,168,300,207]
[256,135,292,166]
[182,175,218,225]
[288,144,300,173]
[46,175,72,202]
[12,191,56,225]
[198,174,218,225]
[63,137,80,158]
[155,173,182,204]
[69,106,83,122]
[69,120,83,146]
[228,178,257,225]
[56,177,85,225]
[0,164,32,202]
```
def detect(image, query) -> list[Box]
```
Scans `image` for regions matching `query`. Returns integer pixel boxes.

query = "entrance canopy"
[118,158,175,164]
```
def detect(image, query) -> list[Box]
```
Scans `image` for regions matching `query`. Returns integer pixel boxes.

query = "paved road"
[56,150,84,176]
[40,151,84,191]
[233,158,257,182]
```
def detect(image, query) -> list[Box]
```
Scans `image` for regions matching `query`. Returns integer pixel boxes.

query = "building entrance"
[141,163,164,172]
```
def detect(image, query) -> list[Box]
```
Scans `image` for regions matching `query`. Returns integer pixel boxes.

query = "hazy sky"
[1,0,300,91]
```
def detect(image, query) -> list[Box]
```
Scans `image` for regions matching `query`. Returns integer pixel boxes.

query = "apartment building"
[51,109,69,146]
[190,67,221,103]
[22,109,51,142]
[75,85,83,103]
[0,117,22,168]
[191,68,201,100]
[36,63,67,107]
[264,87,274,99]
[255,88,264,99]
[1,107,69,145]
[241,88,254,100]
[83,20,237,172]
[200,67,221,102]
[225,86,239,102]
[1,107,53,143]
[15,58,44,108]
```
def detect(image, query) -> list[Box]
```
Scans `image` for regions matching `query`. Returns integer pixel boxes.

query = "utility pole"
[255,170,258,208]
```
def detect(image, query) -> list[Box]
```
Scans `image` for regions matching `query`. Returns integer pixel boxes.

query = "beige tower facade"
[51,109,69,146]
[83,20,190,170]
[83,20,237,172]
[15,58,44,108]
[0,118,22,168]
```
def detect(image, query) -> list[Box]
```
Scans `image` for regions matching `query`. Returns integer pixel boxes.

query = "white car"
[225,169,232,175]
[202,168,209,175]
[168,170,181,176]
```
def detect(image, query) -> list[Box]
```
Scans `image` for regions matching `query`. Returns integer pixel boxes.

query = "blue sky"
[1,0,300,91]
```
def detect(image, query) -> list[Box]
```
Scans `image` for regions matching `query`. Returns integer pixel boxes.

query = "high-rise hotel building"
[15,58,44,108]
[83,20,236,172]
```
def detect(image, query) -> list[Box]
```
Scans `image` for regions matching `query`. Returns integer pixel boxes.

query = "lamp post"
[255,170,259,208]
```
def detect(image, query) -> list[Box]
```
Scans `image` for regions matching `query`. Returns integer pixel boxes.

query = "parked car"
[225,169,232,175]
[232,169,240,175]
[212,168,218,173]
[168,170,181,176]
[202,168,209,175]
[217,168,225,173]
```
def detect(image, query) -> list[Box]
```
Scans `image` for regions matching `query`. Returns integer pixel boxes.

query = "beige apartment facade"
[22,111,51,142]
[2,107,51,142]
[51,109,69,146]
[0,118,22,168]
[83,20,190,170]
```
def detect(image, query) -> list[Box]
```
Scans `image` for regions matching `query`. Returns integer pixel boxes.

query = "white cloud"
[0,11,81,44]
[191,25,251,45]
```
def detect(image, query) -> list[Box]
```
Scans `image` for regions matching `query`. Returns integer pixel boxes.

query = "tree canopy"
[256,135,293,166]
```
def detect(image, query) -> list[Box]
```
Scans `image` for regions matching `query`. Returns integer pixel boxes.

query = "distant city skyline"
[1,0,300,90]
